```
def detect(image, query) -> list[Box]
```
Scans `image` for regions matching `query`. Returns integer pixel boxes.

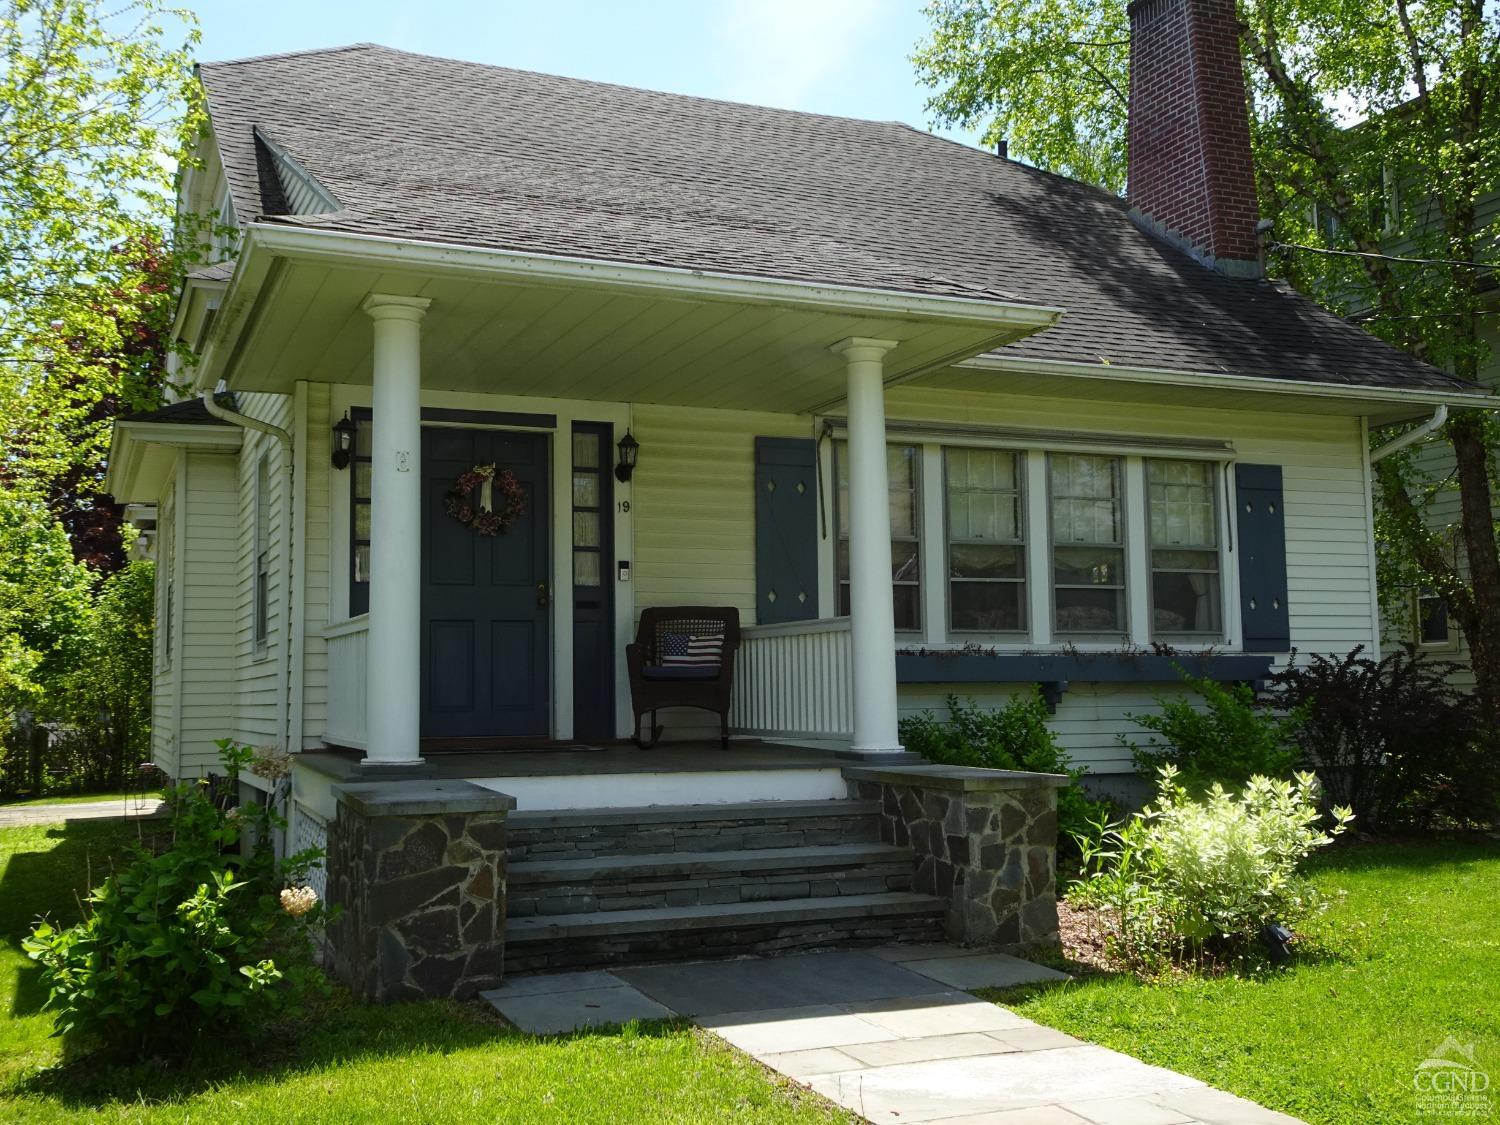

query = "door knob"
[536,582,550,608]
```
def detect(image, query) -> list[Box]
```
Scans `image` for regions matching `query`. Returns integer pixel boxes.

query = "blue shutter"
[1234,463,1291,653]
[755,437,819,624]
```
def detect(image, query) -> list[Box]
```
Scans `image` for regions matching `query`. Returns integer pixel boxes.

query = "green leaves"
[914,0,1130,192]
[1071,766,1351,971]
[22,741,327,1057]
[0,1,202,493]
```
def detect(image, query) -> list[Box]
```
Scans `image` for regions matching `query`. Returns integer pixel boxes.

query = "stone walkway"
[483,945,1304,1125]
[0,796,165,828]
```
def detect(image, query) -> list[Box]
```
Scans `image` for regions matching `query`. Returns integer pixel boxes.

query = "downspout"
[201,390,299,776]
[1370,404,1448,463]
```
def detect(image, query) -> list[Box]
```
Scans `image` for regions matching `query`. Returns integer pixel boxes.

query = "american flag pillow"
[661,631,724,668]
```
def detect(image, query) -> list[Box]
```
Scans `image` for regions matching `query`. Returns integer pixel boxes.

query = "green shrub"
[1070,767,1352,972]
[1265,645,1495,829]
[1122,674,1302,793]
[23,742,325,1057]
[900,691,1109,856]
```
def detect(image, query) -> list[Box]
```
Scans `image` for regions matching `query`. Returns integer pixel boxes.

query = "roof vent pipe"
[995,138,1008,159]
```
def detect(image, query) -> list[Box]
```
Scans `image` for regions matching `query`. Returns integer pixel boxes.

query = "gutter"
[200,389,299,768]
[1370,404,1448,463]
[959,353,1494,411]
[201,388,292,455]
[244,222,1067,325]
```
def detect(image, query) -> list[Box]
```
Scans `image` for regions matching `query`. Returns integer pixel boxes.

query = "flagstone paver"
[481,944,1306,1124]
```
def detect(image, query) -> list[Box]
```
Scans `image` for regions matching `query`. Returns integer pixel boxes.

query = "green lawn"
[992,840,1500,1125]
[0,818,851,1123]
[0,790,152,809]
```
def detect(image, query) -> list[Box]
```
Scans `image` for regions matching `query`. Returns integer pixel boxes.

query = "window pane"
[949,544,1023,580]
[354,544,370,584]
[889,489,918,538]
[1153,572,1222,633]
[892,584,919,631]
[1051,454,1121,546]
[892,541,920,583]
[354,460,372,501]
[1148,460,1216,547]
[354,501,371,540]
[951,582,1024,631]
[1418,595,1449,644]
[573,511,600,548]
[1053,545,1125,587]
[573,472,599,508]
[572,432,601,469]
[354,417,371,457]
[1055,587,1123,633]
[573,550,601,587]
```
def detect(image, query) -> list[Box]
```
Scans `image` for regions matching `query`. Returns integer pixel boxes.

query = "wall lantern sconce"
[331,412,357,470]
[614,429,639,483]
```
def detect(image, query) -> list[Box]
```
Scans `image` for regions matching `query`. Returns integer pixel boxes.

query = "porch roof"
[194,223,1060,414]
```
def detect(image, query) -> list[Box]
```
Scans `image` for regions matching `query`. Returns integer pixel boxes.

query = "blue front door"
[421,427,551,739]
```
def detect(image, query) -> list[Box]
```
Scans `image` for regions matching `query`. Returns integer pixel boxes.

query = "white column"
[361,294,431,767]
[832,336,902,753]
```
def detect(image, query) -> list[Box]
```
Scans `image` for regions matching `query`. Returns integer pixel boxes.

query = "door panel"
[421,428,551,739]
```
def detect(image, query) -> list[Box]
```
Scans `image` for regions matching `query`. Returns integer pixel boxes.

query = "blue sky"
[192,0,981,144]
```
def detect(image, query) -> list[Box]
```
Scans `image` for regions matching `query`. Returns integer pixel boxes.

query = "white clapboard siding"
[232,392,294,749]
[176,450,241,775]
[301,383,333,748]
[151,470,180,776]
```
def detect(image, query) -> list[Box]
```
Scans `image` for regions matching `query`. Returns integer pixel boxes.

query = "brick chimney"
[1127,0,1261,277]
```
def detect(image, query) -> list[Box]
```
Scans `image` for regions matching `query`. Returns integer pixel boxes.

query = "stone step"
[508,842,916,916]
[505,799,882,863]
[503,891,947,974]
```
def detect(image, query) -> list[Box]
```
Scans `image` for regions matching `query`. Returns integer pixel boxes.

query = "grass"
[0,819,852,1123]
[0,790,152,809]
[989,839,1500,1125]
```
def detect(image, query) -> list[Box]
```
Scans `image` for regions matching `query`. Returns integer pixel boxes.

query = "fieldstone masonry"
[325,780,516,1003]
[844,764,1067,949]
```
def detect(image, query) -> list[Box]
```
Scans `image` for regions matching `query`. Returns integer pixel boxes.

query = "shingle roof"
[197,44,1471,394]
[119,395,236,426]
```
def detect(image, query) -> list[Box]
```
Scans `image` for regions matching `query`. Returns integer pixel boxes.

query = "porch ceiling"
[207,228,1061,414]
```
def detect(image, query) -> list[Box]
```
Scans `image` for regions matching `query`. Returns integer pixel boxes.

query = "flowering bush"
[1069,766,1352,972]
[23,742,326,1057]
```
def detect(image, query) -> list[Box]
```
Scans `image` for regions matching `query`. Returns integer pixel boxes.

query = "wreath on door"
[445,463,526,536]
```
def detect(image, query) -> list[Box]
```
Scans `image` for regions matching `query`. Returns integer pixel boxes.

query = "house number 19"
[617,500,630,513]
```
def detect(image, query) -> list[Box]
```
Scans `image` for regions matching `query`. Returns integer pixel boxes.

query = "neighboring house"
[103,2,1491,996]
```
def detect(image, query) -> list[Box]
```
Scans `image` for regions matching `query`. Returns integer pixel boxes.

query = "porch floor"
[296,739,852,784]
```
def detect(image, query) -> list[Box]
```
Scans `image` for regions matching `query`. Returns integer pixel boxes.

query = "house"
[105,0,1490,999]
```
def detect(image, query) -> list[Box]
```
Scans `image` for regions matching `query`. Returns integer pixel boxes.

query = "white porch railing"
[323,614,369,750]
[730,616,854,739]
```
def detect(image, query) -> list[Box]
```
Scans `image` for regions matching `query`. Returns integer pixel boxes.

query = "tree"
[914,0,1500,721]
[0,0,199,497]
[0,1,200,793]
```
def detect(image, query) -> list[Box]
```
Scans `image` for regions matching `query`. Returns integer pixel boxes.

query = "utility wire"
[1271,240,1496,269]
